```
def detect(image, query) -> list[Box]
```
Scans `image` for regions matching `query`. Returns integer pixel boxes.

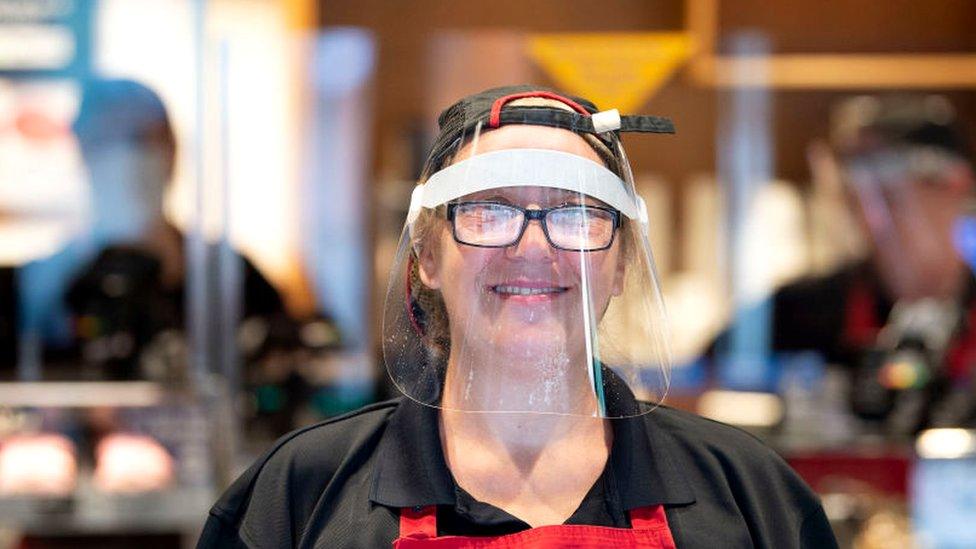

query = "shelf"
[0,482,214,535]
[0,382,170,408]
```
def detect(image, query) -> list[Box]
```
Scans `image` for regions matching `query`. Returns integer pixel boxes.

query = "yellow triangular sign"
[527,32,695,113]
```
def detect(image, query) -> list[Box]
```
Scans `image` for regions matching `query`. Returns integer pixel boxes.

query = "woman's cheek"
[440,245,494,302]
[562,251,617,294]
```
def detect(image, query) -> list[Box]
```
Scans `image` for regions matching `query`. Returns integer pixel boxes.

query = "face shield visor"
[830,94,973,302]
[843,146,970,300]
[383,97,673,418]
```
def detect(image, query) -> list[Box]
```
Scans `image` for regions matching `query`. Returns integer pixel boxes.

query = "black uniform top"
[773,262,976,359]
[197,397,837,548]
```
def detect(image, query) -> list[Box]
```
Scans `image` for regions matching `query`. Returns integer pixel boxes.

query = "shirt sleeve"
[196,510,252,549]
[799,505,840,549]
[194,444,296,549]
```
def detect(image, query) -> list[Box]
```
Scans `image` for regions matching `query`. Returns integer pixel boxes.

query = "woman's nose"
[507,216,554,260]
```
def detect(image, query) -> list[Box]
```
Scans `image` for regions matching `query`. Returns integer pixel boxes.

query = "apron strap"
[628,505,669,529]
[399,505,438,538]
[398,504,672,539]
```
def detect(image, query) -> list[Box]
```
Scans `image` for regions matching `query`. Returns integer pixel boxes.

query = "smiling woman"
[392,105,671,420]
[198,85,838,549]
[396,122,652,419]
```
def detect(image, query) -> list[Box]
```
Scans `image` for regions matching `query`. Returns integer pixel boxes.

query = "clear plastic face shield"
[843,145,970,301]
[383,119,671,418]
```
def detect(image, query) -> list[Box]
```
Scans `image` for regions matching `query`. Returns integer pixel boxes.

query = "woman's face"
[417,125,625,363]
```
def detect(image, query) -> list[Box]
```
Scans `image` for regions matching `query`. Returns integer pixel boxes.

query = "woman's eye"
[459,206,513,226]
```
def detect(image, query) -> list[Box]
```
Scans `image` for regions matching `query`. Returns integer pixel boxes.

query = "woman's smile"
[489,279,571,302]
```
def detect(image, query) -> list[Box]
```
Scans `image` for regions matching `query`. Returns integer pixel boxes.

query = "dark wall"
[718,0,976,54]
[320,0,683,177]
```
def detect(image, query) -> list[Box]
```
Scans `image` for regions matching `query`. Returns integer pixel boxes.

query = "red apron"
[393,504,677,548]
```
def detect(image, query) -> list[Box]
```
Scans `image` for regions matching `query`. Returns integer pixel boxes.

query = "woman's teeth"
[493,285,566,296]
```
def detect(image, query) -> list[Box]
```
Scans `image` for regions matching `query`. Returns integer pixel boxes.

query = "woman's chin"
[492,320,567,346]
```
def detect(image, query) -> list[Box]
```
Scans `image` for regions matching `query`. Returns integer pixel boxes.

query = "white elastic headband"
[407,148,647,226]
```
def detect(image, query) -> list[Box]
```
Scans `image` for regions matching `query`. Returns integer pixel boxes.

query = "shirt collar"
[614,405,696,508]
[369,398,695,510]
[370,398,456,508]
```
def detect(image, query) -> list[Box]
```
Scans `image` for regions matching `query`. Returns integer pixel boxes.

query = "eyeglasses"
[446,201,621,252]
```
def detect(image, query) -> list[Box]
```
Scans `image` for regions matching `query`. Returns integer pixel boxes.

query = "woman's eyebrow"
[558,196,602,206]
[469,193,514,203]
[466,192,602,207]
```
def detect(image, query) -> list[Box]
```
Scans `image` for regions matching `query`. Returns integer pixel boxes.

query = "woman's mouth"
[490,283,569,300]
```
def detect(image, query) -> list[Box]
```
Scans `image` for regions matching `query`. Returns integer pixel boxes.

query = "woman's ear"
[417,243,441,290]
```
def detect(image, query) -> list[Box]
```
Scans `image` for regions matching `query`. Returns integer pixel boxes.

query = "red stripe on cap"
[488,91,590,128]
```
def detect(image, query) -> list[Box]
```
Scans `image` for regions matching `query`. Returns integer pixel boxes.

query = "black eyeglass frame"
[445,201,622,252]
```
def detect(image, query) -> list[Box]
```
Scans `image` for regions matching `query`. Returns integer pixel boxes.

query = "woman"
[198,85,837,548]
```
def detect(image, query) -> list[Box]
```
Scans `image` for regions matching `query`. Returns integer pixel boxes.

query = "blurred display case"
[0,1,380,546]
[0,382,217,536]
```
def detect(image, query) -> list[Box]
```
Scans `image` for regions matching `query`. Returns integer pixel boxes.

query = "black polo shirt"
[197,398,837,548]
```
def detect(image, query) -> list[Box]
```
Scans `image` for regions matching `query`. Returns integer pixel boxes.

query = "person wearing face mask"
[773,95,976,433]
[198,85,836,548]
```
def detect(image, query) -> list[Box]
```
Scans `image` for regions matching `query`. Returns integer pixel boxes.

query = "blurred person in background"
[0,79,302,503]
[773,95,976,434]
[15,78,286,381]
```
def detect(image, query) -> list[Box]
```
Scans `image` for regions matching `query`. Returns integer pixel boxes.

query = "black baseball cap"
[831,94,971,161]
[421,84,675,177]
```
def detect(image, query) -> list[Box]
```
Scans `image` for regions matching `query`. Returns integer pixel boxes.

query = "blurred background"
[0,0,975,547]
